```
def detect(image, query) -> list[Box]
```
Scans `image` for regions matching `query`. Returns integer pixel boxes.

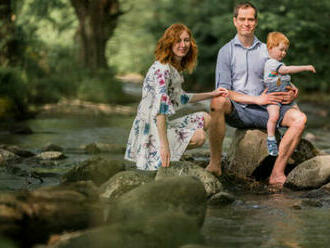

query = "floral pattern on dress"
[125,61,205,171]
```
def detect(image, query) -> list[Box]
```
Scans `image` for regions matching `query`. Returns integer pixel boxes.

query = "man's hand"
[283,85,299,104]
[256,88,283,105]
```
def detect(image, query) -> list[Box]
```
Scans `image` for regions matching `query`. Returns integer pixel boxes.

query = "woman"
[125,23,228,170]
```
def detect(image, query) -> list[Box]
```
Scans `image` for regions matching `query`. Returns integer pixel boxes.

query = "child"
[264,32,316,156]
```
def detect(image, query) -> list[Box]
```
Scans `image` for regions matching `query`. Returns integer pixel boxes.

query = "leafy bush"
[0,67,29,119]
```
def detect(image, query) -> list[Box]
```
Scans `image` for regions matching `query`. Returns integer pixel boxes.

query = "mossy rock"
[62,157,126,186]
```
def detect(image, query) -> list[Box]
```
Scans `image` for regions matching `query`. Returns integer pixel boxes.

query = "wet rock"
[289,138,320,166]
[291,201,303,210]
[225,129,319,181]
[43,211,203,248]
[0,149,19,165]
[62,157,126,186]
[36,151,66,160]
[301,199,323,208]
[0,145,35,157]
[42,144,64,152]
[107,176,207,228]
[155,161,223,197]
[0,181,104,247]
[207,192,235,206]
[321,182,330,191]
[304,132,316,142]
[285,155,330,190]
[225,129,270,179]
[99,170,155,202]
[82,143,126,154]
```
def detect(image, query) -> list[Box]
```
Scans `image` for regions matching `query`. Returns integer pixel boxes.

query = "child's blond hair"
[267,32,290,50]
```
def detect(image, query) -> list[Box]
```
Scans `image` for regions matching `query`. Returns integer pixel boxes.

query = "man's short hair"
[234,2,258,19]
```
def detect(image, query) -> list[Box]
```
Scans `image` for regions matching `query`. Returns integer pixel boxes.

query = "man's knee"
[285,110,307,130]
[210,96,231,113]
[294,112,307,129]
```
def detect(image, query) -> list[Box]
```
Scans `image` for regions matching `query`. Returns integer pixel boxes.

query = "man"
[206,2,306,187]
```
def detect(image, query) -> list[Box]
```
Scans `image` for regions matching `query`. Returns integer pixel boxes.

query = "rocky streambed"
[0,99,330,248]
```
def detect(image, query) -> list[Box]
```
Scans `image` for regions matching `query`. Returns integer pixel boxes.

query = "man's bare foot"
[206,164,222,177]
[269,174,286,186]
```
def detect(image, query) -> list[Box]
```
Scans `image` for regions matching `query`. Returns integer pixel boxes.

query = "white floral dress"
[125,61,205,170]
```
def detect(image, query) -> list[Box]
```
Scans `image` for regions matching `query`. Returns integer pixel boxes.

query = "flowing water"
[0,85,329,247]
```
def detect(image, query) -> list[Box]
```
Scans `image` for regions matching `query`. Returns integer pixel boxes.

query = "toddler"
[264,32,316,156]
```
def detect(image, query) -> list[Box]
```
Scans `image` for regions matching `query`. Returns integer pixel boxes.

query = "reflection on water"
[0,115,135,150]
[203,193,330,248]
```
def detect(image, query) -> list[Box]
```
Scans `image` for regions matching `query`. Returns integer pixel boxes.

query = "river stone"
[99,170,155,202]
[0,181,103,247]
[107,176,207,228]
[0,145,35,157]
[42,143,64,152]
[155,161,222,197]
[44,211,203,248]
[225,129,319,180]
[225,129,270,178]
[36,151,66,160]
[285,155,330,190]
[0,149,19,165]
[82,143,126,154]
[62,157,125,186]
[207,192,235,206]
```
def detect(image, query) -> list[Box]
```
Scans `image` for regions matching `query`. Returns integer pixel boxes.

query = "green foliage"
[137,0,329,92]
[0,67,29,119]
[0,0,328,122]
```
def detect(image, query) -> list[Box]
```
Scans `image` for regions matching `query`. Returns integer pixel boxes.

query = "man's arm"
[229,89,284,106]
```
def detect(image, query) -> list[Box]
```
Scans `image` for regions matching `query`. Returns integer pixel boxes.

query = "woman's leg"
[187,112,210,149]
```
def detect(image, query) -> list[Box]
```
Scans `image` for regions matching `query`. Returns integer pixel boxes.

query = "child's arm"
[278,65,316,74]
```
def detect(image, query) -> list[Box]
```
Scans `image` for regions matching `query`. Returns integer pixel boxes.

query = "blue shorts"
[225,100,295,129]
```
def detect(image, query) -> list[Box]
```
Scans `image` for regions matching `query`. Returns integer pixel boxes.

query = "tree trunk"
[70,0,121,70]
[0,0,19,66]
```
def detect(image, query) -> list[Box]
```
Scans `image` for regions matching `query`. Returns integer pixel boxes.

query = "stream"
[0,83,329,247]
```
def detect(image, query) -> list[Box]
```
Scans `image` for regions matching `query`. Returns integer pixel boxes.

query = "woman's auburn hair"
[154,23,198,73]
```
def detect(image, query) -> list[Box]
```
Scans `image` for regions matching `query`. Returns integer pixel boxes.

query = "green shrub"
[0,67,29,119]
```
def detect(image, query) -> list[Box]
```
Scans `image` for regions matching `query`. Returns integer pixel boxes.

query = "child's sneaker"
[267,139,278,156]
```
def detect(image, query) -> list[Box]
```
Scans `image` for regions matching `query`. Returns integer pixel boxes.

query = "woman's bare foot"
[206,164,222,177]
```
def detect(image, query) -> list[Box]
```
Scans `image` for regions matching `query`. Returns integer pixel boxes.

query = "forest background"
[0,0,329,121]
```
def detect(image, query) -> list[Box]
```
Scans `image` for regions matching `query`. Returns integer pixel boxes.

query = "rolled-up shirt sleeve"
[215,44,232,90]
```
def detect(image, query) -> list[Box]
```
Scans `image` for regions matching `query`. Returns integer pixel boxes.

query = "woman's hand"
[160,145,170,167]
[211,87,229,97]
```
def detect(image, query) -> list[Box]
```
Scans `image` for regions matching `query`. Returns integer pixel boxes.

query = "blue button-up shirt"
[215,35,268,106]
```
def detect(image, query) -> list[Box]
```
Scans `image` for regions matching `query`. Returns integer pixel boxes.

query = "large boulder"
[106,176,207,228]
[43,211,204,248]
[0,181,103,247]
[285,155,330,190]
[99,170,156,202]
[62,157,127,186]
[225,129,319,180]
[155,161,223,197]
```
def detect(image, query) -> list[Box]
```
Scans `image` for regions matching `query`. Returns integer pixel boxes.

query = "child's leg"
[267,104,280,137]
[266,104,280,156]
